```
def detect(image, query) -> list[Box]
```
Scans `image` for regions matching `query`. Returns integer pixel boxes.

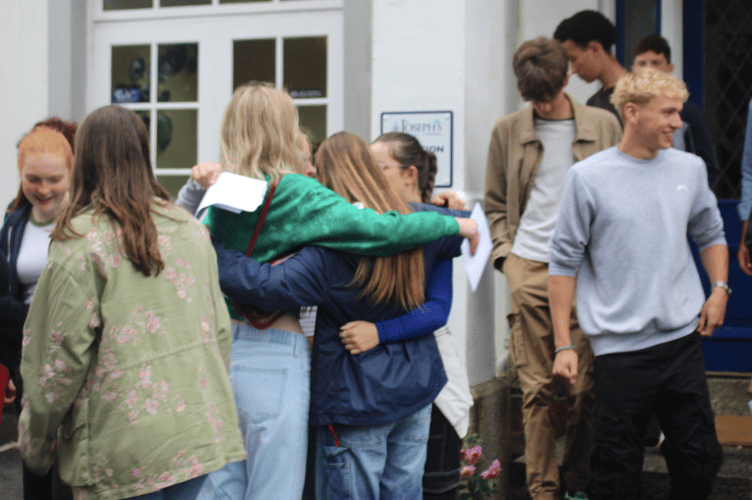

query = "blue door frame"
[683,0,752,373]
[693,201,752,373]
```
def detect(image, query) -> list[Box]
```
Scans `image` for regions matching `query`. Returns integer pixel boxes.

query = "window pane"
[161,0,210,5]
[157,43,199,103]
[158,175,190,199]
[297,105,326,145]
[621,0,656,70]
[233,39,275,90]
[220,0,271,3]
[104,0,152,9]
[284,37,327,98]
[156,109,197,169]
[112,45,150,103]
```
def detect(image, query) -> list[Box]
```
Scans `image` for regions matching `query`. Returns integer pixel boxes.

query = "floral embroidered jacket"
[19,202,245,500]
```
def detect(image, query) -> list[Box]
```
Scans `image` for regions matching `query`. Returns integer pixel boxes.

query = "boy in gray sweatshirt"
[549,68,726,500]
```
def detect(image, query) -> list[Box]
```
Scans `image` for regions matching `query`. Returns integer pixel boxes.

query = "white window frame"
[87,0,344,182]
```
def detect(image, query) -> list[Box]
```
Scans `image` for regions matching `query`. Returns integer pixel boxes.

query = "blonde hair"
[11,127,74,211]
[220,82,305,181]
[611,67,689,122]
[315,132,426,310]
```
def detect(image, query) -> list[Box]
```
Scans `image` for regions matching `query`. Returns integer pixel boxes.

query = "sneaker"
[564,491,588,500]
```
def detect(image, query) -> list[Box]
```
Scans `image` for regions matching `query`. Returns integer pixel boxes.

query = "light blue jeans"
[198,323,310,500]
[127,475,206,499]
[316,404,432,500]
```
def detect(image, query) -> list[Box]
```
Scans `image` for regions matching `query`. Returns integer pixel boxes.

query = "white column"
[661,0,684,80]
[520,0,603,106]
[371,0,517,384]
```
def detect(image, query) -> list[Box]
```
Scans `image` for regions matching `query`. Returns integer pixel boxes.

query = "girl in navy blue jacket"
[212,132,471,500]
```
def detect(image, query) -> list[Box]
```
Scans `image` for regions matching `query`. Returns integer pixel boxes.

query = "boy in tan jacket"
[484,37,620,500]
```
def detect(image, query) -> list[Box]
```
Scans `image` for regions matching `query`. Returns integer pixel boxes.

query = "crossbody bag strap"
[244,175,285,258]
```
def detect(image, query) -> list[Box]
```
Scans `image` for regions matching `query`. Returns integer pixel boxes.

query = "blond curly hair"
[611,67,689,122]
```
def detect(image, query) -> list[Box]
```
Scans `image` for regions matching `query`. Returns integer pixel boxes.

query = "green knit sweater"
[205,174,460,261]
[204,174,460,318]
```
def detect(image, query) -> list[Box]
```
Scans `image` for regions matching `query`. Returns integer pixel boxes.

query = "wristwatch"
[712,281,732,295]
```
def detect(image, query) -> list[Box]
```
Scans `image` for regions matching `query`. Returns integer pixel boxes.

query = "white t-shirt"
[16,218,54,304]
[511,118,576,262]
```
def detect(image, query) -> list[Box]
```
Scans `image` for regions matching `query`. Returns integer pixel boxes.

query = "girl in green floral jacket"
[19,105,245,500]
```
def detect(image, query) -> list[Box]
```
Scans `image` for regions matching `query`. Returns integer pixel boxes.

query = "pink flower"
[147,314,161,333]
[201,317,211,332]
[145,398,159,415]
[481,459,501,479]
[462,445,482,465]
[189,461,204,478]
[125,390,138,408]
[461,465,476,478]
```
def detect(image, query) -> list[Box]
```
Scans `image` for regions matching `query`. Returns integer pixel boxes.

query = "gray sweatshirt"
[549,146,726,356]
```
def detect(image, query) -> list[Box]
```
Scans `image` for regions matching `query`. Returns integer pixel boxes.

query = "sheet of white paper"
[460,203,492,292]
[196,172,268,216]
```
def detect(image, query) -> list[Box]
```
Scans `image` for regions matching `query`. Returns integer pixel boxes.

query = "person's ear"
[623,102,639,123]
[588,40,603,55]
[403,165,419,186]
[562,73,570,87]
[667,63,675,74]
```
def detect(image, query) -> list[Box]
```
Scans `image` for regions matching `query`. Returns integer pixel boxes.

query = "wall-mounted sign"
[380,111,453,187]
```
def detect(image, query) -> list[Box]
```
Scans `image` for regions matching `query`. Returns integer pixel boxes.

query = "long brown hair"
[52,105,172,277]
[315,132,425,310]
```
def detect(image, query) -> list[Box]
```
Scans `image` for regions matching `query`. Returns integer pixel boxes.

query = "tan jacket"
[484,94,622,269]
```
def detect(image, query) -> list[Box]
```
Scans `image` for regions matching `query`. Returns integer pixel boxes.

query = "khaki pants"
[503,253,595,500]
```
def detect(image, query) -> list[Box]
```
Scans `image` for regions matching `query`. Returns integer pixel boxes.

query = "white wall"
[463,0,518,383]
[371,0,479,375]
[371,0,520,385]
[0,0,49,209]
[661,0,684,80]
[343,0,372,140]
[519,0,604,107]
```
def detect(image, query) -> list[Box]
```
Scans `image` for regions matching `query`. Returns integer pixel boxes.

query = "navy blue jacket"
[0,203,32,373]
[213,231,463,427]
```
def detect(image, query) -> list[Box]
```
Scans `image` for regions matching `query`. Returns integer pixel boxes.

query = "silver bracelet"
[555,345,574,354]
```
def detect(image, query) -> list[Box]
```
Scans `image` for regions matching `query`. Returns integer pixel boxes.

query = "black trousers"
[423,404,462,500]
[590,333,723,500]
